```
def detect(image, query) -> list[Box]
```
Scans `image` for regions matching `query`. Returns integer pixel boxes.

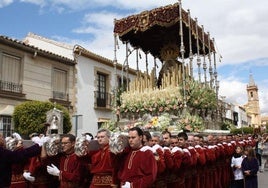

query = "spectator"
[253,134,262,167]
[231,145,245,188]
[260,135,268,172]
[241,146,259,188]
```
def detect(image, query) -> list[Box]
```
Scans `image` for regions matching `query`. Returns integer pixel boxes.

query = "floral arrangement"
[117,80,217,120]
[143,113,172,131]
[175,112,205,132]
[119,86,184,115]
[101,112,204,133]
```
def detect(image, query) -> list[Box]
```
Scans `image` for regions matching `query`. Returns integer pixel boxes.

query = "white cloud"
[20,0,45,6]
[259,81,268,116]
[219,77,247,105]
[0,0,13,8]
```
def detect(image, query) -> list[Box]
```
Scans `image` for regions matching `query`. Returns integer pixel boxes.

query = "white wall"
[75,55,117,136]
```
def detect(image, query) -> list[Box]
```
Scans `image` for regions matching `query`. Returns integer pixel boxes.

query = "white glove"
[85,134,93,141]
[163,146,170,151]
[12,132,22,140]
[171,146,182,153]
[23,172,35,182]
[140,145,153,152]
[183,148,191,156]
[47,164,60,176]
[31,136,46,147]
[121,181,131,188]
[152,144,162,152]
[41,136,50,143]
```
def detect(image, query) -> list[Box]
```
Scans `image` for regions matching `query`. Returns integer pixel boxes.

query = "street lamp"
[72,114,82,136]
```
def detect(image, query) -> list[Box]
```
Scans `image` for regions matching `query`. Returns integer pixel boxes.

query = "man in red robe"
[118,127,157,188]
[46,134,85,188]
[82,129,116,188]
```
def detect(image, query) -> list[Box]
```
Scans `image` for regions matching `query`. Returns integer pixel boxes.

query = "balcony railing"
[0,80,22,93]
[94,91,112,109]
[53,91,67,100]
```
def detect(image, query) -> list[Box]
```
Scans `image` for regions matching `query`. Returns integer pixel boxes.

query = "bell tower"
[245,73,261,128]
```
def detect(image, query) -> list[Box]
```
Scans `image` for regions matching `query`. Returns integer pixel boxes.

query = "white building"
[0,34,76,137]
[224,102,251,128]
[24,33,137,136]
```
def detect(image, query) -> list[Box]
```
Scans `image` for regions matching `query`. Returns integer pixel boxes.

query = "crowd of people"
[0,128,267,188]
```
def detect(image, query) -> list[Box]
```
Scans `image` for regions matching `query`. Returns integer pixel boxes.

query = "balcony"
[49,91,71,110]
[0,80,22,93]
[0,80,25,99]
[53,91,67,100]
[94,91,112,110]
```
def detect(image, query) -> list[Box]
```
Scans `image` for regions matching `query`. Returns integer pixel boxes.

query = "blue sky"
[1,0,268,115]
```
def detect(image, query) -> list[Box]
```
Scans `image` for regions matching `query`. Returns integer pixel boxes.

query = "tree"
[12,101,72,138]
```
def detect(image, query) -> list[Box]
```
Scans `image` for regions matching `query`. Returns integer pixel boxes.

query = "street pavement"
[258,169,268,188]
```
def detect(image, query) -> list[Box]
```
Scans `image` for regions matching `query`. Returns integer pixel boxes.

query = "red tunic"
[163,149,174,170]
[86,145,115,188]
[88,145,113,175]
[168,148,184,188]
[10,147,28,188]
[28,156,59,188]
[59,153,85,188]
[195,145,206,188]
[118,149,157,188]
[153,148,166,188]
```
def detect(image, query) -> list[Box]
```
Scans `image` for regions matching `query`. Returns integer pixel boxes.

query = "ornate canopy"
[114,3,215,61]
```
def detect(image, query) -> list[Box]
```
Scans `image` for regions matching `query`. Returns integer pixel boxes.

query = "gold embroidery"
[92,174,112,186]
[128,151,137,169]
[64,155,69,171]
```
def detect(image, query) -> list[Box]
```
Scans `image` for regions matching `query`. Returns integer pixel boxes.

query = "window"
[233,112,238,126]
[0,53,22,93]
[0,116,12,137]
[52,68,67,99]
[96,72,107,107]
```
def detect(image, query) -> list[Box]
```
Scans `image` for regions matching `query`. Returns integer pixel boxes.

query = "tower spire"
[248,73,255,87]
[245,72,261,128]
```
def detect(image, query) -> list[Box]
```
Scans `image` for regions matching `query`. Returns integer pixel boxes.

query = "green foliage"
[101,120,119,132]
[12,101,72,137]
[184,79,217,111]
[230,127,254,134]
[221,121,234,130]
[115,86,126,107]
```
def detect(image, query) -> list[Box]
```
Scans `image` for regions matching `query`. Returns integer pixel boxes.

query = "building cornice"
[0,35,75,66]
[73,45,137,75]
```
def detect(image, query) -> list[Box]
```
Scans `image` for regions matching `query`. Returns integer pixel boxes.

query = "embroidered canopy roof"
[114,3,215,60]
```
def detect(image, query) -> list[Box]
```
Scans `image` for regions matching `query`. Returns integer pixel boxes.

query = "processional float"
[112,0,222,132]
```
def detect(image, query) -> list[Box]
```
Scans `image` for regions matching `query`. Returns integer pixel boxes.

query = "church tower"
[244,73,261,128]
